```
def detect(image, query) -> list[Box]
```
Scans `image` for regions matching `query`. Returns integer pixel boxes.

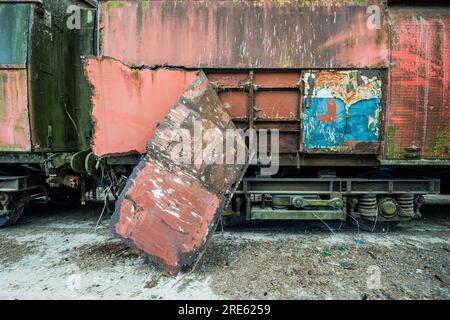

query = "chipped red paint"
[111,72,247,274]
[318,100,337,123]
[83,57,199,157]
[0,69,31,151]
[99,0,388,69]
[388,9,450,159]
[113,156,222,274]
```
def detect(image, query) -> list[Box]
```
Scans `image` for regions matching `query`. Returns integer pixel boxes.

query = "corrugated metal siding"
[99,0,388,69]
[387,9,450,160]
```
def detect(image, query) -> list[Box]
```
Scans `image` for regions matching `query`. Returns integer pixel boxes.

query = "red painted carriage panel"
[218,91,248,119]
[84,57,198,157]
[99,0,388,69]
[254,72,301,88]
[387,9,450,160]
[0,69,31,152]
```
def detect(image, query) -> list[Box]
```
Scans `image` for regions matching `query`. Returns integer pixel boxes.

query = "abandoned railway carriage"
[0,0,97,226]
[1,0,449,237]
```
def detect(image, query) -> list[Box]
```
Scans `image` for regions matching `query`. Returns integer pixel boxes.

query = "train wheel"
[350,217,399,233]
[0,193,28,228]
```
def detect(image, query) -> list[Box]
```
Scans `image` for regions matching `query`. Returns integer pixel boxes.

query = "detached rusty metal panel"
[302,70,383,154]
[84,57,198,156]
[110,72,247,274]
[0,70,32,152]
[99,0,388,69]
[387,8,450,160]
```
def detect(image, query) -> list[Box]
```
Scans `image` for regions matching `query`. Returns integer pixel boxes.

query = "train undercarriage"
[0,149,445,232]
[231,172,439,232]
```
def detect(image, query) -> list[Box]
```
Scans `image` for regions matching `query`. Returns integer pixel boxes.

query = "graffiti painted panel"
[99,0,388,69]
[303,70,382,154]
[387,9,450,160]
[111,72,247,275]
[84,57,199,157]
[0,70,31,151]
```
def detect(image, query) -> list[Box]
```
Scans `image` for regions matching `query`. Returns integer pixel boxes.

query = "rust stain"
[99,0,388,69]
[255,91,298,119]
[83,57,199,157]
[0,69,31,151]
[110,71,247,275]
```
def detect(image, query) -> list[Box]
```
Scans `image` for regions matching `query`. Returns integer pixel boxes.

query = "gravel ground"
[0,201,448,300]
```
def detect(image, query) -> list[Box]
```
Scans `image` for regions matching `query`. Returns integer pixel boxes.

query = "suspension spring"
[357,194,378,217]
[396,194,415,217]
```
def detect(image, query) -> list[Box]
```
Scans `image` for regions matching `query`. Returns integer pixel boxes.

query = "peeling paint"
[0,70,31,152]
[0,3,29,65]
[303,70,382,153]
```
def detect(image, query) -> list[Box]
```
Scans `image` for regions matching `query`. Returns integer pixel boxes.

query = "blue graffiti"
[304,98,346,149]
[345,99,380,142]
[304,97,380,150]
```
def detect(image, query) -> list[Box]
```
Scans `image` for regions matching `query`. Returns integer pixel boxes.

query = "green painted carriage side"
[27,0,96,152]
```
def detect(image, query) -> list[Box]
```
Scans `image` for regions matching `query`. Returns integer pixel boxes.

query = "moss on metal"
[428,126,450,159]
[386,126,401,159]
[27,0,96,152]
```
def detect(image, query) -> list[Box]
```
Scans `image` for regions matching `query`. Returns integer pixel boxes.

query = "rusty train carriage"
[94,0,449,162]
[88,0,448,271]
[0,0,449,272]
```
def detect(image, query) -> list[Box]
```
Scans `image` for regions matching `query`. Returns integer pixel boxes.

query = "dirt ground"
[0,200,448,300]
